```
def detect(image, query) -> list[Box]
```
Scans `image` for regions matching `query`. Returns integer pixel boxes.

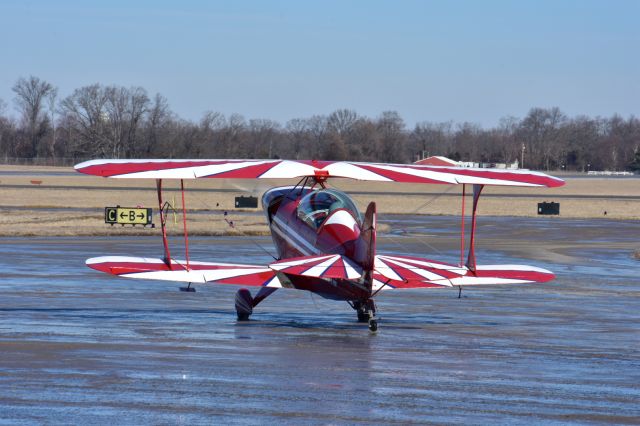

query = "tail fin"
[356,201,377,271]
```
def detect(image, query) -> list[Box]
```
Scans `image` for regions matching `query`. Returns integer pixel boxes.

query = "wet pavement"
[1,216,639,424]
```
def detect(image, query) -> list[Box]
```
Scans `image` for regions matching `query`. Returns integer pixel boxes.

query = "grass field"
[1,165,638,236]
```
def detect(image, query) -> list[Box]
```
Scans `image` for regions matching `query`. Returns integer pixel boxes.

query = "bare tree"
[0,98,15,159]
[517,107,567,170]
[59,84,149,158]
[248,119,281,158]
[323,132,348,160]
[46,87,58,158]
[285,118,311,159]
[103,86,149,158]
[6,74,639,172]
[140,93,174,157]
[347,118,378,161]
[410,121,453,161]
[59,84,110,157]
[327,109,358,136]
[376,111,407,163]
[12,76,56,157]
[199,111,226,157]
[306,115,328,159]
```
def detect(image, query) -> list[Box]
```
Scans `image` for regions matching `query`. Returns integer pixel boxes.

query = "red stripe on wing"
[425,166,564,187]
[357,164,446,184]
[88,259,267,276]
[202,161,279,178]
[215,271,278,285]
[376,255,463,281]
[77,160,229,177]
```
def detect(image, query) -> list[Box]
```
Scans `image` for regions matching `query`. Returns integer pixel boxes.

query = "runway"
[1,216,639,424]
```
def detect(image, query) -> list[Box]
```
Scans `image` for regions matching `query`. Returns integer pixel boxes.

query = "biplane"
[75,159,564,331]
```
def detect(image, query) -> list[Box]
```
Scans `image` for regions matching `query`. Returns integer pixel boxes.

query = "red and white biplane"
[75,159,564,331]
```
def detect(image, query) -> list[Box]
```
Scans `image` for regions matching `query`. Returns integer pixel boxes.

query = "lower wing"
[372,254,555,291]
[87,256,282,287]
[86,254,553,291]
[86,253,363,287]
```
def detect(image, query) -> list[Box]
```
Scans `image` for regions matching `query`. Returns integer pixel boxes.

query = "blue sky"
[0,0,638,127]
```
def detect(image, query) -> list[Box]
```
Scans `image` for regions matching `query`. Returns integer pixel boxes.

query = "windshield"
[297,189,362,229]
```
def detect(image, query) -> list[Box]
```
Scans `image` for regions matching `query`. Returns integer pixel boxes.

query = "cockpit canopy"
[297,189,362,229]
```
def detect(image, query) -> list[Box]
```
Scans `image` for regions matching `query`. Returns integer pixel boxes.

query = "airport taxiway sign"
[105,207,153,226]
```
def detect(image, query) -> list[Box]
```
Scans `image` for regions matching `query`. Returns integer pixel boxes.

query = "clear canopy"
[296,189,361,229]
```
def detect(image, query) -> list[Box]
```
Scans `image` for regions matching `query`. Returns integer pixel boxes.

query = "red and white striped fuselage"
[262,186,374,301]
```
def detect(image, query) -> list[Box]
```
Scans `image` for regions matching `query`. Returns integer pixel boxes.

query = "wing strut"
[460,184,466,266]
[466,184,484,271]
[180,179,190,270]
[156,179,172,268]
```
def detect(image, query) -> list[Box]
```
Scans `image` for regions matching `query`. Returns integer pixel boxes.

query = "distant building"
[414,156,518,169]
[479,160,519,169]
[414,156,460,167]
[458,161,479,168]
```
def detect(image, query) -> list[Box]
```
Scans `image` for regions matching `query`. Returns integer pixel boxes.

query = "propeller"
[224,179,275,197]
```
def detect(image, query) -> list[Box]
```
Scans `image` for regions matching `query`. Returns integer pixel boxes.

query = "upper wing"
[74,159,564,188]
[372,254,555,291]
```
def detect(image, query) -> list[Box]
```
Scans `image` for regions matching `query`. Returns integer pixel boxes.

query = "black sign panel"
[537,202,560,215]
[235,196,258,208]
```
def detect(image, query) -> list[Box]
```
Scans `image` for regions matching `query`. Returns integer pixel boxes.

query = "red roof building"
[414,156,459,167]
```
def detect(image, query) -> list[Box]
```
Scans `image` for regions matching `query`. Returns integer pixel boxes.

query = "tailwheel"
[235,288,253,321]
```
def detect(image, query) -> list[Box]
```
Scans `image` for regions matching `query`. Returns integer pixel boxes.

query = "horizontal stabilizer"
[372,254,554,291]
[270,254,362,280]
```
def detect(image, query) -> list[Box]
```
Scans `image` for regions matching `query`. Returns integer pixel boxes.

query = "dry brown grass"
[0,208,270,237]
[1,165,639,236]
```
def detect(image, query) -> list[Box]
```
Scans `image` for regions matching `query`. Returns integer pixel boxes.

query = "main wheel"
[235,288,253,321]
[368,319,378,332]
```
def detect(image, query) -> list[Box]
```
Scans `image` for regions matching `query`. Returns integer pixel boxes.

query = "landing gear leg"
[351,301,369,322]
[351,299,378,330]
[363,299,378,332]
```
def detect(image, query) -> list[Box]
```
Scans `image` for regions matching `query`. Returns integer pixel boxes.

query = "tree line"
[1,75,639,172]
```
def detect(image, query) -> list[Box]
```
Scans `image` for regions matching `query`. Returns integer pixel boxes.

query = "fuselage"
[261,186,372,300]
